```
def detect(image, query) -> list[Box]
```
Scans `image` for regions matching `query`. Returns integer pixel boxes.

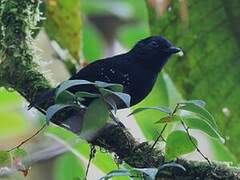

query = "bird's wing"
[70,58,130,87]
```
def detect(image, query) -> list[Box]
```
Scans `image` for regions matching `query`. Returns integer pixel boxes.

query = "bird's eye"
[150,41,158,47]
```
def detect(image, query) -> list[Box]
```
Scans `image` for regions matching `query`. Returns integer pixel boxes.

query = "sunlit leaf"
[179,100,206,107]
[129,106,172,117]
[165,130,197,161]
[179,103,217,129]
[182,116,224,143]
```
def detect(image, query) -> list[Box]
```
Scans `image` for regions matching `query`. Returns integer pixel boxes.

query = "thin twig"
[151,123,168,150]
[7,123,47,152]
[180,120,211,166]
[85,145,96,180]
[172,103,180,116]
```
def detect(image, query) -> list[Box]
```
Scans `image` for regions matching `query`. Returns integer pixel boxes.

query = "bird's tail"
[28,88,56,114]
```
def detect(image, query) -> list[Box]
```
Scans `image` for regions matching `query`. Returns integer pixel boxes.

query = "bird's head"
[130,36,182,72]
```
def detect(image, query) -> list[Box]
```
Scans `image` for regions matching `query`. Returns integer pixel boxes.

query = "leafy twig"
[151,103,180,150]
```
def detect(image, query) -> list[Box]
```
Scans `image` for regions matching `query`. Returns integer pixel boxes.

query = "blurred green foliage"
[146,0,240,161]
[45,0,82,62]
[0,89,28,137]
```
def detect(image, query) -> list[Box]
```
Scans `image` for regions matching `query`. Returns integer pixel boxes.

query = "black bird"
[33,36,181,110]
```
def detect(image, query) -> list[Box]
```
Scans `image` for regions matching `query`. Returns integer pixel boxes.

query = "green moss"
[0,0,51,106]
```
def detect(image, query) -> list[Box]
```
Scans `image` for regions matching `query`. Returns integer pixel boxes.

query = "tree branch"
[0,0,239,179]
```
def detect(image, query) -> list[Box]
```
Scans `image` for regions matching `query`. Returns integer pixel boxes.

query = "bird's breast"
[123,69,157,106]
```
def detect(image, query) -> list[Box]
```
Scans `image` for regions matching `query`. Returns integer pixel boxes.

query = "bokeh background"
[0,0,239,179]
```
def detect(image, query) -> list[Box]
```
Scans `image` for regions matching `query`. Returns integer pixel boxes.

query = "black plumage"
[69,36,181,107]
[33,36,181,110]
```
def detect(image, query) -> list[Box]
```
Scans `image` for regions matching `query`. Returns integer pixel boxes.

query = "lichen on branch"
[0,0,51,104]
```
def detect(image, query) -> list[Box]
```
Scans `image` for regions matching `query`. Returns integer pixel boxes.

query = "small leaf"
[80,99,109,139]
[179,100,206,107]
[94,81,124,92]
[12,148,27,158]
[165,130,197,161]
[179,103,217,129]
[55,90,78,104]
[99,169,131,180]
[46,104,78,124]
[155,115,181,124]
[56,80,94,97]
[75,91,100,98]
[99,88,131,108]
[129,106,172,116]
[0,151,11,167]
[182,116,225,143]
[108,84,124,92]
[133,168,158,180]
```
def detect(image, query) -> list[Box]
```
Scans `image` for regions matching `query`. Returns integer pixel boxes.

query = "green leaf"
[0,151,11,167]
[45,0,81,61]
[155,115,181,124]
[55,91,78,104]
[210,138,237,164]
[56,80,94,97]
[80,99,109,139]
[179,103,217,129]
[165,130,197,161]
[95,81,124,92]
[182,116,225,143]
[179,100,206,107]
[99,88,131,108]
[46,104,78,124]
[75,91,100,98]
[99,169,131,180]
[129,106,172,117]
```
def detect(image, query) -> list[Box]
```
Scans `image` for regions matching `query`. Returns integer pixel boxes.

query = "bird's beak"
[167,46,182,54]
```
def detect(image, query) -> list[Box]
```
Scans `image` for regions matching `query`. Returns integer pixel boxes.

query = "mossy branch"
[0,0,239,179]
[0,0,51,105]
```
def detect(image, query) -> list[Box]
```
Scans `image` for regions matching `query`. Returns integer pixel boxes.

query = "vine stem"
[7,123,47,152]
[180,120,211,166]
